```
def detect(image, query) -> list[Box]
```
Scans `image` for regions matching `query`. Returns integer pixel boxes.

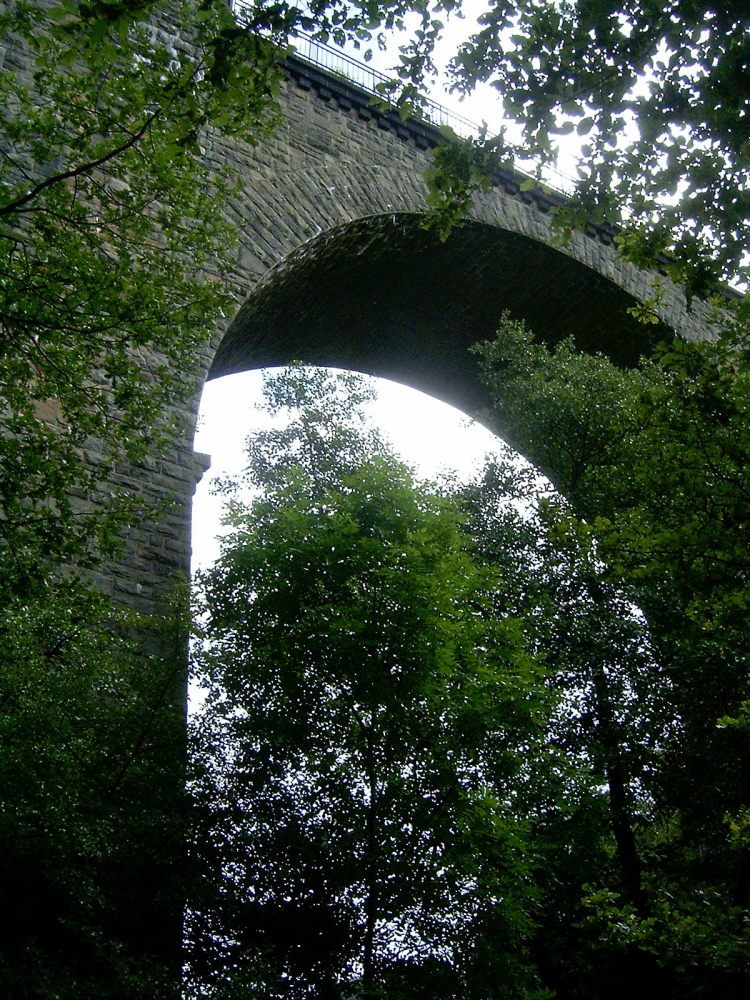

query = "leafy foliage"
[469,315,750,997]
[187,352,750,997]
[443,1,750,289]
[0,578,190,999]
[188,368,551,999]
[0,0,284,589]
[423,127,507,240]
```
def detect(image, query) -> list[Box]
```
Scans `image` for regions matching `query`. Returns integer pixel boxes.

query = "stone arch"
[199,63,713,409]
[208,211,674,424]
[120,62,718,617]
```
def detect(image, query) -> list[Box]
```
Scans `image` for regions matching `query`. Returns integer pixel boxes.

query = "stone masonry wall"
[140,54,711,621]
[2,22,715,618]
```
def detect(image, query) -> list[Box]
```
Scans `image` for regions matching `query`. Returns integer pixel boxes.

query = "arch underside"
[211,215,671,421]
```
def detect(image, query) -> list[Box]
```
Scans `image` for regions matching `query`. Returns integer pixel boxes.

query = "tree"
[468,315,750,996]
[412,1,750,295]
[188,367,552,1000]
[458,458,680,998]
[0,577,193,999]
[0,4,454,997]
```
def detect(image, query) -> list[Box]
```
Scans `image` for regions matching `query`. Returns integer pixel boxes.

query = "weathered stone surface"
[155,54,710,623]
[4,32,716,617]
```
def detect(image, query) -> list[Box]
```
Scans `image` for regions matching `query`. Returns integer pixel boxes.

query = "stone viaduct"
[106,36,713,618]
[0,17,720,989]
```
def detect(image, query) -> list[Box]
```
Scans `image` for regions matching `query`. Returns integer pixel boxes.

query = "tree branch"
[0,112,160,219]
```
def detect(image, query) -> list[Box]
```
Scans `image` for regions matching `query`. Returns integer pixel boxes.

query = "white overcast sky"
[193,370,508,570]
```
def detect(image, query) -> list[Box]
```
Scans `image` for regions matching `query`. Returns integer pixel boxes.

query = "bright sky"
[193,369,507,571]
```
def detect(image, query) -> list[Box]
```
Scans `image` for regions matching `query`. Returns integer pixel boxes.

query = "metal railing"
[228,2,575,195]
[288,31,482,139]
[228,2,480,138]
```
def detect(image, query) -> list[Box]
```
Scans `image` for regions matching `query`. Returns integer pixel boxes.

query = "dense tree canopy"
[188,352,750,998]
[0,578,192,999]
[419,1,750,294]
[188,368,553,1000]
[467,316,750,996]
